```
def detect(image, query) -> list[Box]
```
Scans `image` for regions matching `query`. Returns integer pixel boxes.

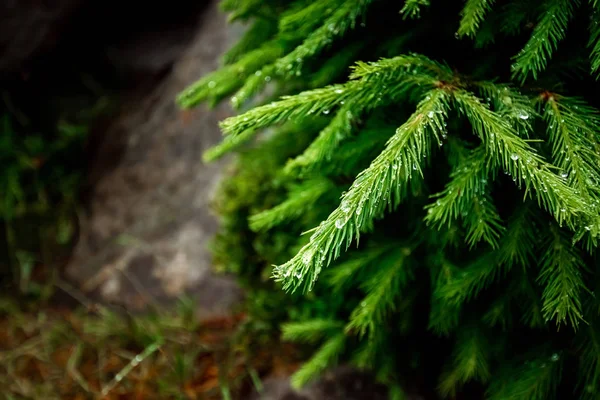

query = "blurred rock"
[249,366,426,400]
[0,0,81,75]
[65,0,244,317]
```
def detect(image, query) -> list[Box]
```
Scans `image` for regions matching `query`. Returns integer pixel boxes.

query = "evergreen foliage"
[179,0,600,398]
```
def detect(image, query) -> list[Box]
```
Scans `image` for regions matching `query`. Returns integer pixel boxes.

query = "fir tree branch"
[231,64,276,109]
[352,327,387,368]
[220,54,442,140]
[537,227,589,328]
[249,178,336,232]
[290,333,346,388]
[222,18,278,65]
[320,124,392,177]
[453,89,590,230]
[284,103,360,176]
[400,0,430,19]
[494,203,537,267]
[474,81,537,131]
[425,145,504,249]
[308,42,366,89]
[434,204,536,305]
[577,322,600,399]
[345,246,414,338]
[278,0,342,39]
[349,53,454,82]
[541,94,600,203]
[273,89,451,293]
[429,298,461,336]
[457,0,496,38]
[438,325,491,397]
[275,0,373,76]
[428,257,462,335]
[324,244,394,292]
[511,0,579,82]
[588,4,600,77]
[487,355,562,400]
[281,319,344,344]
[176,41,285,108]
[483,293,513,329]
[220,83,355,137]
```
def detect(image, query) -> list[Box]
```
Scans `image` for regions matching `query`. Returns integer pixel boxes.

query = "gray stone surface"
[65,0,243,316]
[249,367,425,400]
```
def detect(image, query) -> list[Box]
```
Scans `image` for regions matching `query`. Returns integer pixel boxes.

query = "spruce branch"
[352,328,387,369]
[345,246,414,338]
[290,333,346,388]
[537,228,589,328]
[249,178,336,232]
[231,64,276,109]
[588,4,600,77]
[541,94,600,202]
[220,53,443,139]
[435,204,536,306]
[425,145,504,249]
[176,41,284,108]
[275,0,373,76]
[220,83,354,137]
[577,322,600,399]
[281,319,344,344]
[457,0,496,38]
[349,53,454,82]
[222,18,278,65]
[211,55,442,163]
[511,0,579,82]
[487,355,562,400]
[400,0,430,19]
[438,325,491,397]
[475,81,537,130]
[273,89,451,293]
[483,293,513,329]
[320,124,392,177]
[278,0,341,39]
[494,203,537,267]
[428,257,462,336]
[453,89,590,230]
[429,298,461,336]
[284,103,360,176]
[324,244,394,292]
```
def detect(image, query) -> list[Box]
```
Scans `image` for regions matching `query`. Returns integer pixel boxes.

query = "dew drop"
[254,70,262,76]
[427,111,434,118]
[341,200,351,213]
[510,153,519,161]
[517,110,529,120]
[335,89,344,94]
[335,218,346,229]
[550,353,560,362]
[264,76,272,82]
[560,171,568,179]
[302,250,313,265]
[323,109,330,115]
[208,81,216,88]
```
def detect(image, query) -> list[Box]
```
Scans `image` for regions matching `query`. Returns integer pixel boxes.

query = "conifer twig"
[274,89,451,292]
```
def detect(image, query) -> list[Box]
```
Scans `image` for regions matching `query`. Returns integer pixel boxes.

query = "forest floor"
[0,278,301,400]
